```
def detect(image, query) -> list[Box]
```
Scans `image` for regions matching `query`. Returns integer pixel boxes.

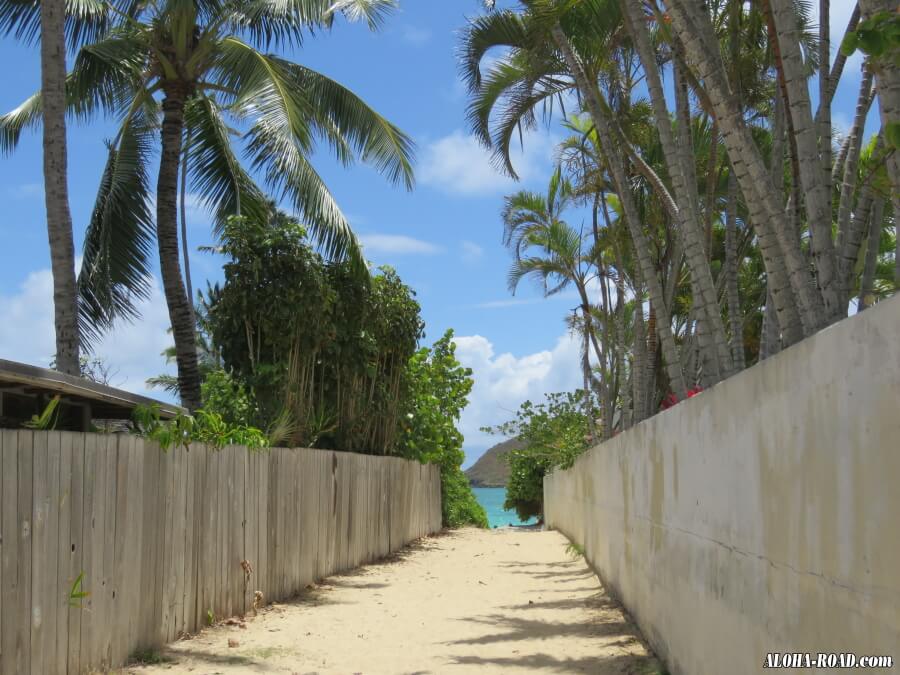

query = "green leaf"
[840,31,859,56]
[885,121,900,150]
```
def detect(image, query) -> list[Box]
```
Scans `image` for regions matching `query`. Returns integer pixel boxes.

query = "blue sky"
[0,0,869,466]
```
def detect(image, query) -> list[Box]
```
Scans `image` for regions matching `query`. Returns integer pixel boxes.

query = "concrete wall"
[544,295,900,675]
[0,434,442,674]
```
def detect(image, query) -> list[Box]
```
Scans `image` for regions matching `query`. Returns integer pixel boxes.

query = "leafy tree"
[399,331,487,528]
[483,391,592,522]
[206,210,424,453]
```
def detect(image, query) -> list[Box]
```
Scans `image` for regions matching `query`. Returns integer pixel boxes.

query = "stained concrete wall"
[544,295,900,675]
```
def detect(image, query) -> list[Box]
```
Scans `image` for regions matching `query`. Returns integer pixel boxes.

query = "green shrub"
[398,331,487,528]
[484,391,592,523]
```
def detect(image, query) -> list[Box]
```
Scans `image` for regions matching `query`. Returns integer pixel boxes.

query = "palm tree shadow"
[448,651,664,674]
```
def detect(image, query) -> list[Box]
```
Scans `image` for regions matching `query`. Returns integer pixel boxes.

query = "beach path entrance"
[126,527,662,674]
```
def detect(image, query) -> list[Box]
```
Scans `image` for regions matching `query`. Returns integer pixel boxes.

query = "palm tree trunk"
[631,264,647,424]
[550,23,687,400]
[158,92,202,410]
[673,62,734,380]
[41,0,80,376]
[857,198,884,311]
[180,128,195,327]
[596,277,614,440]
[580,316,597,445]
[818,0,832,186]
[818,5,861,122]
[621,1,733,382]
[835,64,874,305]
[760,290,780,360]
[838,136,883,308]
[645,302,659,411]
[725,172,745,369]
[665,0,821,341]
[769,0,840,318]
[613,260,629,430]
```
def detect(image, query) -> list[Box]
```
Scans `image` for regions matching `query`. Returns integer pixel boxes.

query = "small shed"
[0,358,185,431]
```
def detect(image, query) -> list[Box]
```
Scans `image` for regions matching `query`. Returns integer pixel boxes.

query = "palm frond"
[0,0,112,50]
[184,95,269,231]
[0,33,146,153]
[0,92,41,154]
[459,10,529,93]
[230,0,395,48]
[77,113,156,347]
[278,59,415,188]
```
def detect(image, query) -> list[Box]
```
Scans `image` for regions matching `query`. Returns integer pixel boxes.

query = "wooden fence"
[0,430,442,674]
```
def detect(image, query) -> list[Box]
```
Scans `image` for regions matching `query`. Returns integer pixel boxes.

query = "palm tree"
[0,0,81,375]
[0,0,414,410]
[462,0,688,399]
[501,171,606,435]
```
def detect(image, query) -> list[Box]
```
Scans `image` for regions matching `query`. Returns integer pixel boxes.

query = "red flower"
[660,386,703,410]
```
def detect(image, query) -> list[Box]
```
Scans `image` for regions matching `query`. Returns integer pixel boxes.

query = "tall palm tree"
[462,0,688,399]
[1,0,81,375]
[501,173,606,432]
[1,0,414,410]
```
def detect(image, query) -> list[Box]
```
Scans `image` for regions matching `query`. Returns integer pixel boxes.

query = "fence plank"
[0,430,18,675]
[29,431,51,675]
[172,447,187,637]
[181,446,196,635]
[65,432,85,674]
[53,433,73,675]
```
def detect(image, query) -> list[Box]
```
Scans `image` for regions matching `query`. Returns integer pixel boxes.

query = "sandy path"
[126,528,663,674]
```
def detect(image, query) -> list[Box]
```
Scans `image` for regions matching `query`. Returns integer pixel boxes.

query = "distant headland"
[464,438,524,487]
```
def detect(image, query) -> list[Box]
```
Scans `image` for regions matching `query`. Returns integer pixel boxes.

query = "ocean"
[472,487,538,529]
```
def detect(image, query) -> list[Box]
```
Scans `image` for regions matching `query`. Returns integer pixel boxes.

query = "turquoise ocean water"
[472,487,538,529]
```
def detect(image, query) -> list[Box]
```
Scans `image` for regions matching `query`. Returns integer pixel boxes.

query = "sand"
[125,527,663,674]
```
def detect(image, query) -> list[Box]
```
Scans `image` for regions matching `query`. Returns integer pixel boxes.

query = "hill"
[464,438,524,487]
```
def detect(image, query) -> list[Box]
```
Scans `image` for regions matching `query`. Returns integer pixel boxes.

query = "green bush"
[201,370,258,426]
[206,212,424,452]
[484,391,592,523]
[398,331,487,528]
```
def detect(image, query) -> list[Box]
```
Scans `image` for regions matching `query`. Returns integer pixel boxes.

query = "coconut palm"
[0,0,414,409]
[0,0,83,375]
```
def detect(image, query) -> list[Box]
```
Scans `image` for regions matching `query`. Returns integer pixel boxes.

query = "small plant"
[131,405,270,451]
[206,609,216,626]
[565,542,585,559]
[67,571,89,608]
[129,648,167,665]
[24,395,61,430]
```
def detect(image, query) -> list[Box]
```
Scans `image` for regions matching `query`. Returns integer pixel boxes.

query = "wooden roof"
[0,358,185,420]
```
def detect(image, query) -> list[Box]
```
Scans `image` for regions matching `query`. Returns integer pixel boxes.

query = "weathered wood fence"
[0,430,442,674]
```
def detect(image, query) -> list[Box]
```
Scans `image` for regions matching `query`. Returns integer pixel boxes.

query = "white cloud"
[360,233,441,256]
[0,268,176,401]
[400,24,431,46]
[453,332,583,466]
[419,129,555,196]
[461,240,484,263]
